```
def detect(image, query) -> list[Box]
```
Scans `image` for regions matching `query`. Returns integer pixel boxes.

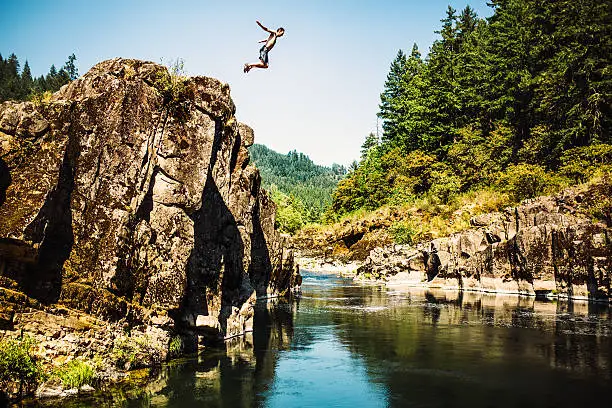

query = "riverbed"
[30,270,612,407]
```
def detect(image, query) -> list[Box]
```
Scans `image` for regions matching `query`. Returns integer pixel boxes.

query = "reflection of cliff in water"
[327,286,611,408]
[185,298,295,408]
[43,298,297,408]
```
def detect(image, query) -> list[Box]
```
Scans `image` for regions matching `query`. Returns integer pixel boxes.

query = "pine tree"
[63,54,78,80]
[45,63,70,92]
[46,64,58,91]
[454,7,488,131]
[483,0,536,157]
[531,0,612,153]
[0,53,78,101]
[360,133,379,159]
[423,6,460,154]
[6,53,19,77]
[21,60,33,98]
[395,44,429,151]
[0,54,5,101]
[4,53,21,100]
[379,49,407,144]
[457,5,478,47]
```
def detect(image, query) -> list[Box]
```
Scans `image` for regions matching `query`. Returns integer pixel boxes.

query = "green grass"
[0,335,43,393]
[168,336,183,358]
[112,334,164,369]
[54,359,95,389]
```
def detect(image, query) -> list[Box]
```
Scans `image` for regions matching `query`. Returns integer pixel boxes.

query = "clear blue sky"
[1,0,492,166]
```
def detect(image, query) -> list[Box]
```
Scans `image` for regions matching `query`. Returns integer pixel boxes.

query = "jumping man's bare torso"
[262,32,278,50]
[244,21,285,73]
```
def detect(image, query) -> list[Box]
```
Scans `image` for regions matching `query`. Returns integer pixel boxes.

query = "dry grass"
[296,171,611,253]
[296,187,514,246]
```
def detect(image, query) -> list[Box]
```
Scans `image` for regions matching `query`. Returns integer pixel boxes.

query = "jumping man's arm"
[256,20,274,34]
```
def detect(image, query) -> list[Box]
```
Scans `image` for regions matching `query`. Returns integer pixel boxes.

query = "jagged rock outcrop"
[357,184,611,301]
[294,210,396,264]
[0,58,301,357]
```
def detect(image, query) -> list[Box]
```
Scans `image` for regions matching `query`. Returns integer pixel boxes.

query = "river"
[36,270,611,407]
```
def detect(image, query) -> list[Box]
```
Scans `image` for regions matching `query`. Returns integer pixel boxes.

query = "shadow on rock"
[2,146,77,304]
[178,119,258,345]
[249,198,273,298]
[0,157,10,207]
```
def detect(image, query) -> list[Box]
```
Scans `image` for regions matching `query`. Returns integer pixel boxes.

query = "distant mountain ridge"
[248,143,346,225]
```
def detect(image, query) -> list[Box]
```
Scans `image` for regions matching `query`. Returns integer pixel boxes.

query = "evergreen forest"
[330,0,612,218]
[0,53,78,102]
[249,143,346,232]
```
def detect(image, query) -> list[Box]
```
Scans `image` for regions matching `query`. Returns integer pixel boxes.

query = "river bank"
[294,178,611,303]
[295,255,361,277]
[16,269,611,407]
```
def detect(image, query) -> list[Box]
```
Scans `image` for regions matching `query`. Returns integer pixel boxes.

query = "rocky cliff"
[0,58,301,364]
[356,182,611,301]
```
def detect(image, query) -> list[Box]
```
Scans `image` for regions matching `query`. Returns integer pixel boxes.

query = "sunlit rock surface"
[357,185,612,301]
[0,59,301,358]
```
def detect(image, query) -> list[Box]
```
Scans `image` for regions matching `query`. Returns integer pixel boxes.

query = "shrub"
[29,90,53,106]
[580,172,612,225]
[447,124,513,188]
[0,336,43,394]
[428,170,462,204]
[495,164,565,202]
[559,144,612,182]
[154,58,191,119]
[168,336,183,358]
[382,148,438,196]
[54,359,95,389]
[465,189,512,213]
[390,221,420,245]
[517,125,557,165]
[112,335,164,370]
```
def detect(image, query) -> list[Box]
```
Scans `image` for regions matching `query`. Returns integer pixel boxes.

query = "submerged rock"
[0,58,301,365]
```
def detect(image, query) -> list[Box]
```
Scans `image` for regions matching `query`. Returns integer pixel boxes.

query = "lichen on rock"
[0,58,301,386]
[356,184,611,301]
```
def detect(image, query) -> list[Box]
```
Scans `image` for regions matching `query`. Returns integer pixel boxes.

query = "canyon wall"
[357,185,611,301]
[0,59,301,359]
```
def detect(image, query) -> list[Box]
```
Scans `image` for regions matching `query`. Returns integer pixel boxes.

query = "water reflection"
[322,283,611,408]
[24,272,612,408]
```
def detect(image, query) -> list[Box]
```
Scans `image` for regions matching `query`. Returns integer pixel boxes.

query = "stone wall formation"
[0,59,302,359]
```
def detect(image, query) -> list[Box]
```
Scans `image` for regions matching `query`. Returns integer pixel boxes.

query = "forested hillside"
[0,53,78,102]
[331,0,611,218]
[249,144,345,232]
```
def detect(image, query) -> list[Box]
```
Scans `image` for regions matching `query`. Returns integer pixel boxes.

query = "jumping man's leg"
[245,48,270,73]
[244,62,268,72]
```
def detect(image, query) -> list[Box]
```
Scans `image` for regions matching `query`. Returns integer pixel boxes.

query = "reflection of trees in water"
[327,284,611,408]
[551,300,611,378]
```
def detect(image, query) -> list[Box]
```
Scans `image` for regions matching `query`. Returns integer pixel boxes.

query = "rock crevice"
[357,187,611,301]
[0,59,301,352]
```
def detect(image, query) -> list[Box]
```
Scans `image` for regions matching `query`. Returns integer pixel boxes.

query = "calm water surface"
[40,271,612,407]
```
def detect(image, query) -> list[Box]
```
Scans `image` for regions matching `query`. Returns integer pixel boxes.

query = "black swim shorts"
[259,46,269,64]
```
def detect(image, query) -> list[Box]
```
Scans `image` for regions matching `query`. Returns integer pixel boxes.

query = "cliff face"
[357,183,611,301]
[0,59,300,347]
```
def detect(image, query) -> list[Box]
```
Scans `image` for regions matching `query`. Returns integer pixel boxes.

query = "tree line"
[331,0,611,216]
[0,53,78,102]
[249,144,346,232]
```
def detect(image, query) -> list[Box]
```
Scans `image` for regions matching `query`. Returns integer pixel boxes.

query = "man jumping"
[244,21,285,73]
